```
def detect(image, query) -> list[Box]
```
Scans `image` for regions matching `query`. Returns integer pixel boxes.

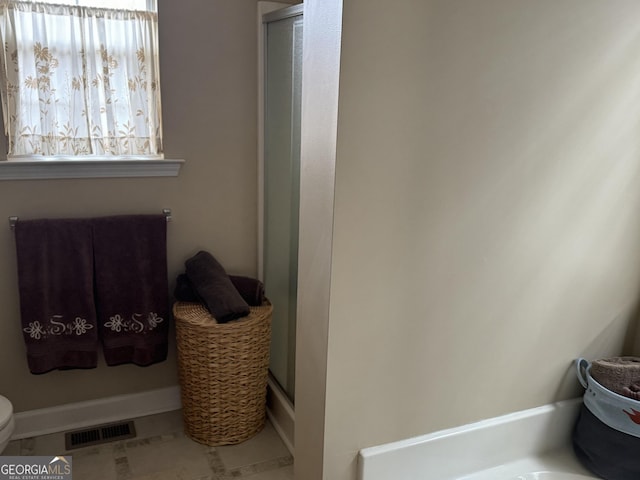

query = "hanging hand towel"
[93,215,170,366]
[15,219,98,374]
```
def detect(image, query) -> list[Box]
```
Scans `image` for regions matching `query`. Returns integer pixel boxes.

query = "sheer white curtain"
[0,0,162,158]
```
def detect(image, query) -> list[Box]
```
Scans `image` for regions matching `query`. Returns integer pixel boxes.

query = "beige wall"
[0,0,263,412]
[316,0,640,478]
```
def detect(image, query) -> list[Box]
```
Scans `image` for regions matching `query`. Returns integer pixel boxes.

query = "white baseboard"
[266,375,295,455]
[12,386,182,440]
[13,380,296,455]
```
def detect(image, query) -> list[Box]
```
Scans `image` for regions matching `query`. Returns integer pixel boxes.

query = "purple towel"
[174,273,266,307]
[15,219,98,374]
[229,275,266,307]
[93,215,170,366]
[184,251,250,323]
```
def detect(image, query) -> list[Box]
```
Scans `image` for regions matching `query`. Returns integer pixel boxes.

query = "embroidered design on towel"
[104,312,164,334]
[23,315,94,339]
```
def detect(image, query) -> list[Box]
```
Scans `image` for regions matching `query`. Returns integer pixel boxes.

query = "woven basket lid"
[173,300,272,327]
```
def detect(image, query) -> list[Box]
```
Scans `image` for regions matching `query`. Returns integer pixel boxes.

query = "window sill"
[0,158,184,180]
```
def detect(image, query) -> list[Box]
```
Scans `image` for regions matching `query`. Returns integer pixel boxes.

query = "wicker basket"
[174,300,272,446]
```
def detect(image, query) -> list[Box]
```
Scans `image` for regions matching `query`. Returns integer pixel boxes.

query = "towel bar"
[9,209,172,230]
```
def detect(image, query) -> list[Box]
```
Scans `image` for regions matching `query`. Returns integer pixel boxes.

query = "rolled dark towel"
[175,273,265,307]
[184,251,250,323]
[174,274,201,303]
[229,275,265,307]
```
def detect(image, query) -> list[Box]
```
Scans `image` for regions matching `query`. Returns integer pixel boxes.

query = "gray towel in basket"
[590,357,640,401]
[175,273,265,307]
[185,251,250,323]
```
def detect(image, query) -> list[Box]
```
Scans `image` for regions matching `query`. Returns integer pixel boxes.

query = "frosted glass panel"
[264,13,303,401]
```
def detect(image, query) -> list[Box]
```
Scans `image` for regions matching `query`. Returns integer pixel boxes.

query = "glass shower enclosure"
[261,4,303,402]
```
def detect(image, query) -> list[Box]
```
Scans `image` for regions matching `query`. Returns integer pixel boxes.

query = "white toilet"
[0,395,15,453]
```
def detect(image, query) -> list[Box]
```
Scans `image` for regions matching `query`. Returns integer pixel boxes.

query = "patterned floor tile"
[8,413,291,480]
[72,448,119,480]
[240,465,294,480]
[2,440,21,456]
[124,433,211,479]
[214,422,290,471]
[128,472,212,480]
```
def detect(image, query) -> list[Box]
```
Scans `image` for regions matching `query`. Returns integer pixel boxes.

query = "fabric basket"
[174,300,272,446]
[572,358,640,479]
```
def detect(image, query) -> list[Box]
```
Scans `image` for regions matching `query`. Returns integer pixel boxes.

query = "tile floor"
[4,411,293,480]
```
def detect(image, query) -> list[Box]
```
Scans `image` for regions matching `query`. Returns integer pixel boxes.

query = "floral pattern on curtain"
[0,0,163,158]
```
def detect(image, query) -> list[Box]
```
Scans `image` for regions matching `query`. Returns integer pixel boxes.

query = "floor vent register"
[65,420,137,450]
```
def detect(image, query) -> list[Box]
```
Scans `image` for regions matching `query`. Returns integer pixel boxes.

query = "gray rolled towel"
[184,251,250,323]
[590,357,640,401]
[175,273,265,307]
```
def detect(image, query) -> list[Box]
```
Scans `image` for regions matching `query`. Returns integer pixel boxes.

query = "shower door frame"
[258,2,304,283]
[256,1,303,455]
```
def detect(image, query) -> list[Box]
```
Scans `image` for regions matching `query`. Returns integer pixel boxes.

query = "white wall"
[297,1,640,478]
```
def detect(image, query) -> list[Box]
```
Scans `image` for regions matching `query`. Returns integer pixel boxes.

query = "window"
[0,0,163,160]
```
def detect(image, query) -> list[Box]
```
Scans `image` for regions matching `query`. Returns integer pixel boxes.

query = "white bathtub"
[358,399,599,480]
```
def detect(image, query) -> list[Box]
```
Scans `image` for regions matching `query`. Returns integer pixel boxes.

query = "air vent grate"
[65,421,136,450]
